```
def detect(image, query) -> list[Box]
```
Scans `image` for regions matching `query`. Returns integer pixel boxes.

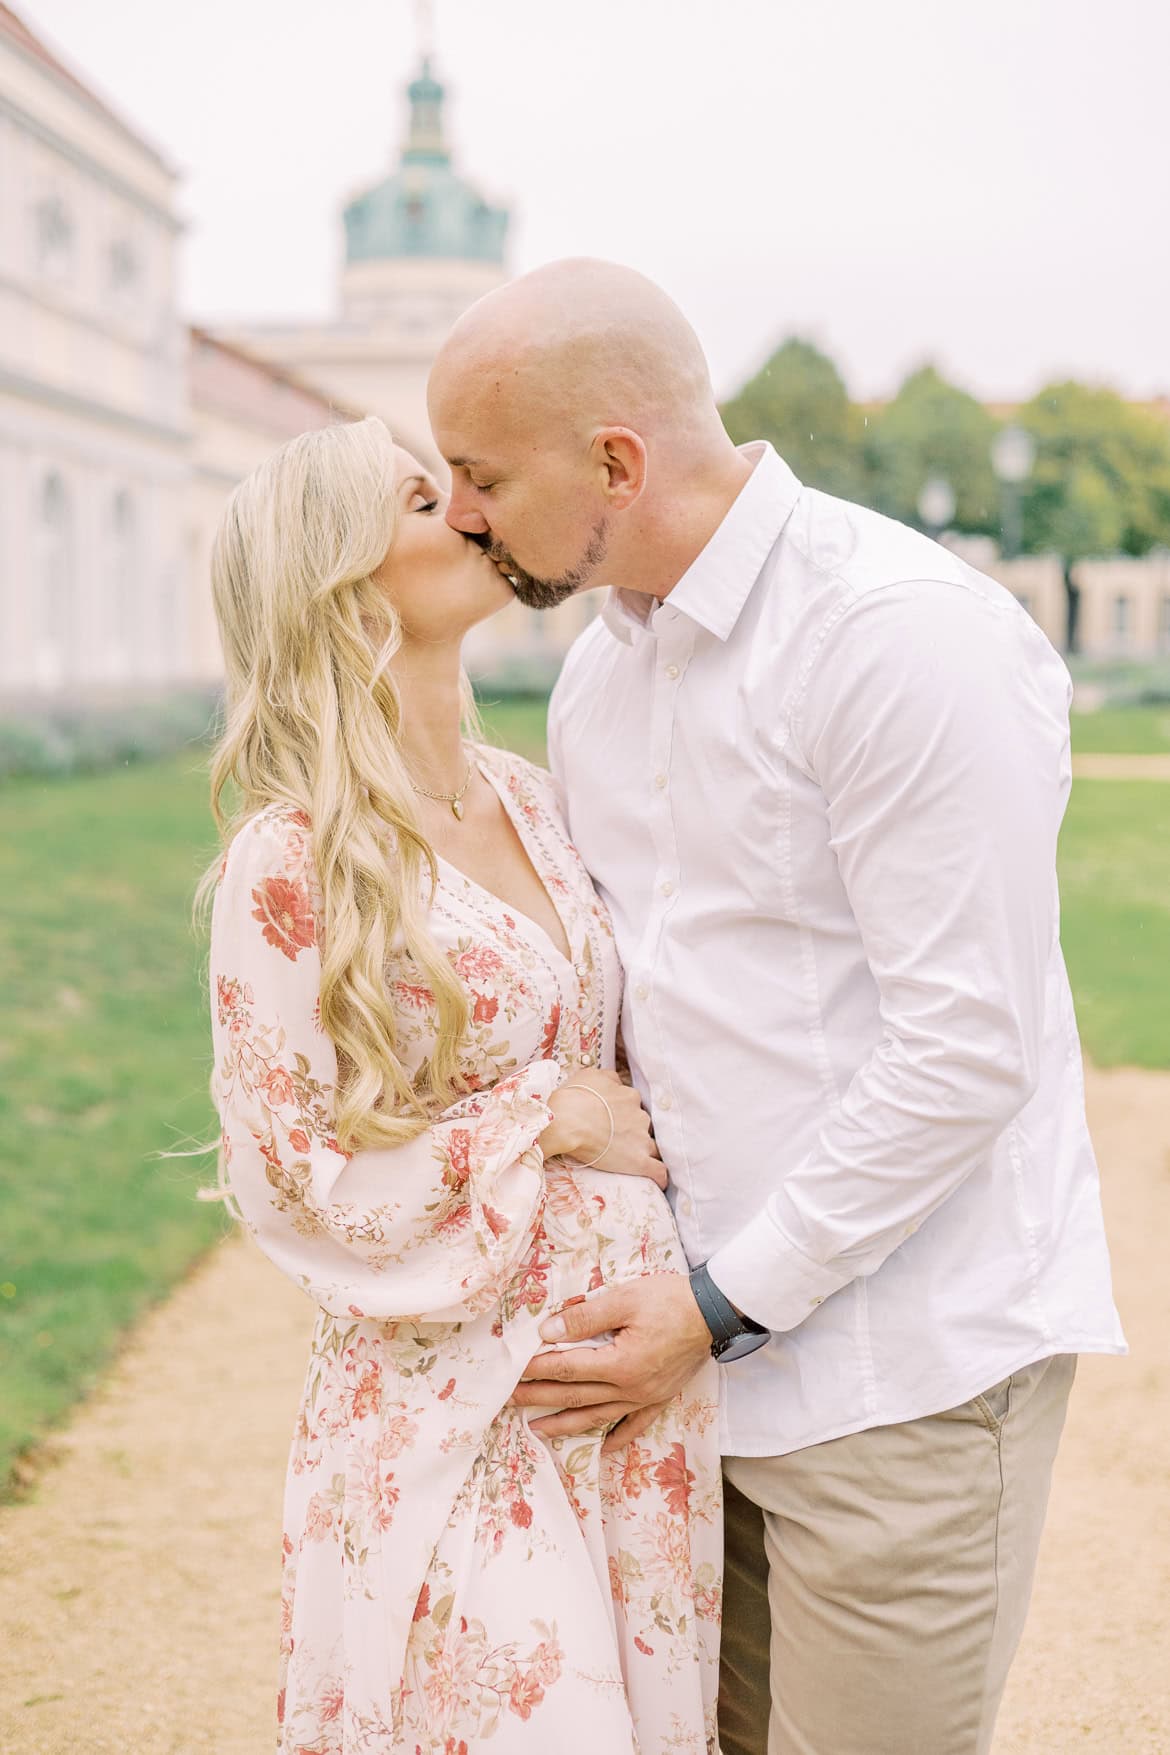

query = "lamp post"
[991,424,1035,560]
[917,475,956,541]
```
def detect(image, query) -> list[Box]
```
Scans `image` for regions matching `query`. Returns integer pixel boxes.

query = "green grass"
[0,708,1165,1491]
[0,754,227,1491]
[1057,780,1170,1067]
[1070,706,1170,755]
[477,693,549,762]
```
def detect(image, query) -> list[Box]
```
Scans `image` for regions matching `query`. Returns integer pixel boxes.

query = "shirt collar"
[601,442,802,645]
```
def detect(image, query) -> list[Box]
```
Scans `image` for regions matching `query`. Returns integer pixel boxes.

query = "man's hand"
[514,1273,711,1451]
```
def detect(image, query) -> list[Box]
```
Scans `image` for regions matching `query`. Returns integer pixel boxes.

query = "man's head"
[427,259,736,607]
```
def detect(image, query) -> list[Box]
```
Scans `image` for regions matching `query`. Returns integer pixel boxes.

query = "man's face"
[429,375,611,611]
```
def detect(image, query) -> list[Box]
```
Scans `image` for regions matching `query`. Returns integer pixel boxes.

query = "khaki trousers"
[718,1354,1075,1755]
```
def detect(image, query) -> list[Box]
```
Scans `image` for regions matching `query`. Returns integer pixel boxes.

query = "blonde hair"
[203,414,477,1151]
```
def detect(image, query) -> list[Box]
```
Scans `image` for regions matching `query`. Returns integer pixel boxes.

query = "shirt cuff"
[705,1210,853,1334]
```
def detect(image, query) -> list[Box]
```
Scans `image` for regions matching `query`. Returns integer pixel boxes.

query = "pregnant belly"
[541,1164,688,1310]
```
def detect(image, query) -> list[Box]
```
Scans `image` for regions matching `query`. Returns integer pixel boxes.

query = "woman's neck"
[391,642,469,791]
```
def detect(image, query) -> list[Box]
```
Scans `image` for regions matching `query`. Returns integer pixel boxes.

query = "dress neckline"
[433,750,576,973]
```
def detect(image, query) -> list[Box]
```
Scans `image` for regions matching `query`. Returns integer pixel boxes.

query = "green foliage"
[720,338,866,499]
[864,366,1000,534]
[0,691,220,781]
[1018,383,1170,562]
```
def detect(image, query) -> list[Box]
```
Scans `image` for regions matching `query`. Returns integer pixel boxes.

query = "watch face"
[715,1328,771,1364]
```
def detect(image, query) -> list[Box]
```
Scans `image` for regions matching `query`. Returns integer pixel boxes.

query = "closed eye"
[415,498,440,514]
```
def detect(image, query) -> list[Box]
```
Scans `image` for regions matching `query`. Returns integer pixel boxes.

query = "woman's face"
[372,446,514,642]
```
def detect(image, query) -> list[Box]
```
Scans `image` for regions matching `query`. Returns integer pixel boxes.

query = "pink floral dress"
[209,745,722,1754]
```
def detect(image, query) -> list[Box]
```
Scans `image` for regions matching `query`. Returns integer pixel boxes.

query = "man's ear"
[593,428,647,509]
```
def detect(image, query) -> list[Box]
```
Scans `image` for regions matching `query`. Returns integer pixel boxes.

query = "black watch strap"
[689,1263,770,1361]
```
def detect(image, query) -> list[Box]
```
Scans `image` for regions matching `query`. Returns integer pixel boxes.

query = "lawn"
[0,700,1165,1491]
[1070,705,1170,755]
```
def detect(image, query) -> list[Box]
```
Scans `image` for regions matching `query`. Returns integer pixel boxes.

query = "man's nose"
[445,483,489,536]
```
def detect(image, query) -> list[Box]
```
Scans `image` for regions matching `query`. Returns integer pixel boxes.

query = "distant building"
[0,1,189,698]
[221,57,507,473]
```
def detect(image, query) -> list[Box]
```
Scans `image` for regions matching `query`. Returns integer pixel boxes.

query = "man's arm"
[706,579,1069,1327]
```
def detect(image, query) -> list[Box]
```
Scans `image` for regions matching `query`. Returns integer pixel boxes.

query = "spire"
[404,1,447,165]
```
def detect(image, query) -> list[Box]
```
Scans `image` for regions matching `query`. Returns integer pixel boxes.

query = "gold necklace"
[410,759,474,821]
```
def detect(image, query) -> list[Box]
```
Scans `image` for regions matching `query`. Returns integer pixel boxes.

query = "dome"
[342,58,509,266]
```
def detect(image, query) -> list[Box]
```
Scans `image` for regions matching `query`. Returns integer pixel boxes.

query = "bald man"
[428,260,1123,1755]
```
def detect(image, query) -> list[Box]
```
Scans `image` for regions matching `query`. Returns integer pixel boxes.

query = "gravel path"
[1,1065,1166,1753]
[1071,754,1170,780]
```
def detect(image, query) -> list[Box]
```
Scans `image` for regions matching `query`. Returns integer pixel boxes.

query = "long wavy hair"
[203,415,477,1151]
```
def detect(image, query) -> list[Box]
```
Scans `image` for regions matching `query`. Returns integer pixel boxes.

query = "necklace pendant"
[451,798,464,821]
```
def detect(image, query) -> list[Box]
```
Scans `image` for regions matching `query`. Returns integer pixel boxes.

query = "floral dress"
[209,745,722,1755]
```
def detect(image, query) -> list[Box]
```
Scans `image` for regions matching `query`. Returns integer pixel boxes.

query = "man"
[427,259,1125,1755]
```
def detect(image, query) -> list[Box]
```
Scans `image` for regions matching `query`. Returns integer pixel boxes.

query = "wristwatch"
[689,1263,771,1362]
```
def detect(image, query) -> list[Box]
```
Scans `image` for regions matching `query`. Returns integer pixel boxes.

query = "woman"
[206,416,720,1753]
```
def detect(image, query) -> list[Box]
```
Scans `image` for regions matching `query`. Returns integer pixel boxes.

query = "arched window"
[37,471,75,684]
[109,489,138,674]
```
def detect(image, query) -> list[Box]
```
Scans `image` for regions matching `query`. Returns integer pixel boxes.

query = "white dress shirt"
[548,442,1125,1458]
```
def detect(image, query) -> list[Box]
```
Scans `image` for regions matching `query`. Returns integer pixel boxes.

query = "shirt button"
[810,1296,823,1308]
[665,664,680,679]
[634,984,648,1000]
[680,1195,693,1217]
[660,880,674,897]
[657,1094,673,1111]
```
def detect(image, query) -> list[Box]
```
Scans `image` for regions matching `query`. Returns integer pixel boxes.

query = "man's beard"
[487,518,610,611]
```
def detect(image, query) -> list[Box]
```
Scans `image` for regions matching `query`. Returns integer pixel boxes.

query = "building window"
[108,237,141,296]
[109,490,138,673]
[1160,595,1170,652]
[33,193,74,278]
[1111,594,1132,645]
[37,472,75,683]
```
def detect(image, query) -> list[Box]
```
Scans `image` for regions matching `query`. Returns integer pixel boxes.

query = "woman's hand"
[540,1069,666,1190]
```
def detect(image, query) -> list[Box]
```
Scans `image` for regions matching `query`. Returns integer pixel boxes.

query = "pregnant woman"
[205,416,720,1753]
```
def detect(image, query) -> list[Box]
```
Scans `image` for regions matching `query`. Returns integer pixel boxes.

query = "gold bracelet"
[574,1086,616,1169]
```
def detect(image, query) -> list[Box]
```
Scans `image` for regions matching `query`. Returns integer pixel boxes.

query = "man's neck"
[611,446,757,601]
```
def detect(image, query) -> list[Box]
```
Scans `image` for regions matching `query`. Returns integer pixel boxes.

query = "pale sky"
[18,0,1170,402]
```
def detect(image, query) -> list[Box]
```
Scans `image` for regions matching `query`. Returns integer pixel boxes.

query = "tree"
[720,338,864,499]
[865,366,999,535]
[1017,383,1170,651]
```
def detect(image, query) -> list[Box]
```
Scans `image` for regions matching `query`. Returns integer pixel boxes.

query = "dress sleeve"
[209,811,563,1322]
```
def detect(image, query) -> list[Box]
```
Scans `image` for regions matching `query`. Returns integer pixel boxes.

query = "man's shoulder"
[787,488,975,606]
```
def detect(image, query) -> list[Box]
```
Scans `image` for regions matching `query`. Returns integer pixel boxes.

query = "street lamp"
[917,475,956,539]
[991,425,1035,560]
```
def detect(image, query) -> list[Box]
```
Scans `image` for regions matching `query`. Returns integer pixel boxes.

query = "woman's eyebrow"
[398,473,432,496]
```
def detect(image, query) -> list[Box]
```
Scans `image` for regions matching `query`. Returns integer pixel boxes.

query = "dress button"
[660,880,674,897]
[575,964,589,980]
[665,664,680,679]
[634,984,648,1000]
[579,1052,595,1067]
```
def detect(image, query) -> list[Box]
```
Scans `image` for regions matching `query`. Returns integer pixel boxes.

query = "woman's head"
[212,414,508,721]
[207,416,497,1151]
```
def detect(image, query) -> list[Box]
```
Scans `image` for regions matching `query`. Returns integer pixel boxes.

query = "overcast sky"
[18,0,1170,402]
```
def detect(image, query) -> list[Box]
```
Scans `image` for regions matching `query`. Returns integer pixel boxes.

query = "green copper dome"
[343,58,509,265]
